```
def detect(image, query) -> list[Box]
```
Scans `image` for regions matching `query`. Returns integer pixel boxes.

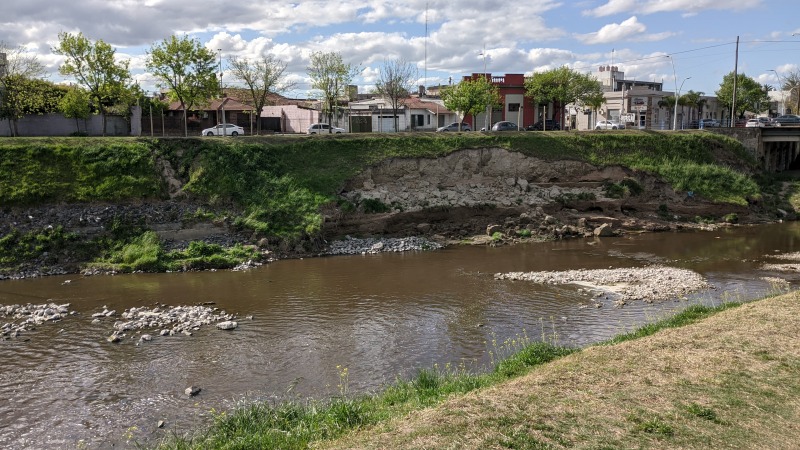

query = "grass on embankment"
[0,132,763,272]
[154,291,800,450]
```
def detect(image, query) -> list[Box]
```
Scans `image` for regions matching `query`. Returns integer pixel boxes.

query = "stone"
[185,386,201,396]
[140,334,152,342]
[216,321,238,330]
[486,224,503,236]
[544,215,558,225]
[107,334,121,343]
[157,420,165,428]
[594,223,615,237]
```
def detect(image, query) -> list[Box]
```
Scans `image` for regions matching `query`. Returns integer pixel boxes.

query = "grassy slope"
[320,292,800,449]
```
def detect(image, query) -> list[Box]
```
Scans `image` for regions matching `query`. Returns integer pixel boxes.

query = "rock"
[157,420,165,428]
[544,215,558,225]
[486,224,503,236]
[216,321,238,330]
[185,386,201,397]
[594,223,615,237]
[416,222,432,233]
[107,334,121,343]
[140,334,152,342]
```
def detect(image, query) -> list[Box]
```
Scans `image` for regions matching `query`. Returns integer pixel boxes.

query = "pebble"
[327,236,443,255]
[495,265,710,303]
[91,305,238,343]
[1,303,73,338]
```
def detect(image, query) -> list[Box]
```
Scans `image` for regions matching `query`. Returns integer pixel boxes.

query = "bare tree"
[307,51,360,132]
[374,59,418,132]
[0,41,46,136]
[228,54,294,135]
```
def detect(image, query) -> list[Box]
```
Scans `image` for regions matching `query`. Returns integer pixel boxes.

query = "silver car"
[595,120,624,130]
[436,122,472,132]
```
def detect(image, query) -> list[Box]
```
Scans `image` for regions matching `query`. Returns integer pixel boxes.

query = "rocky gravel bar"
[327,236,443,255]
[92,305,240,343]
[495,265,711,304]
[1,303,75,338]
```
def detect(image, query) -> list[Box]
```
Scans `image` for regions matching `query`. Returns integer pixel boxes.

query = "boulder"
[594,223,615,237]
[216,321,238,331]
[486,224,503,236]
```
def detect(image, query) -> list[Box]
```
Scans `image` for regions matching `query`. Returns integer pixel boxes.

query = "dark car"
[526,119,560,131]
[490,121,519,131]
[774,115,800,126]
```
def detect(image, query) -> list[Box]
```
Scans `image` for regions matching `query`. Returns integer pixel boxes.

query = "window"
[508,103,520,112]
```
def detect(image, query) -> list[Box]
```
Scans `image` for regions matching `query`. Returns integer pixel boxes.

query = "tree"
[582,90,605,128]
[228,54,294,135]
[715,72,769,119]
[525,66,603,127]
[441,77,500,130]
[59,87,91,134]
[374,59,418,132]
[681,90,703,123]
[0,41,46,136]
[307,51,360,132]
[782,70,800,114]
[53,32,131,136]
[147,35,218,137]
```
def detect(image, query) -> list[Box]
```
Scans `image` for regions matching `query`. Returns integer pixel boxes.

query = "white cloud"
[585,0,763,17]
[576,16,646,44]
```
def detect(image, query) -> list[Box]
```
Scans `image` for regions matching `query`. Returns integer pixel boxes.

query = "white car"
[202,123,244,136]
[595,120,624,130]
[745,118,772,128]
[307,123,345,134]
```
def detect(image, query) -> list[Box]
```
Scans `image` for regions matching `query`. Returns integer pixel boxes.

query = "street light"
[479,45,488,131]
[665,55,679,130]
[217,48,226,136]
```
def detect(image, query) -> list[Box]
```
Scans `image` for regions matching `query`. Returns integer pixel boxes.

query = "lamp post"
[217,48,226,137]
[665,55,679,130]
[480,45,488,131]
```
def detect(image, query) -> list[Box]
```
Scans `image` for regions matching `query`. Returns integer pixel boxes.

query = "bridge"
[708,127,800,172]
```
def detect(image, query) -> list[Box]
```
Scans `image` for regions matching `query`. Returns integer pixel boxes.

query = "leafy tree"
[59,87,91,133]
[374,59,418,132]
[307,51,360,132]
[441,76,500,130]
[147,35,218,136]
[681,90,703,123]
[715,72,769,119]
[525,67,603,127]
[227,54,294,135]
[582,90,605,128]
[782,70,800,114]
[0,41,46,136]
[53,32,132,136]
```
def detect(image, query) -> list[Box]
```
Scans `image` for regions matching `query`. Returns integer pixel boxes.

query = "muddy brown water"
[2,223,800,448]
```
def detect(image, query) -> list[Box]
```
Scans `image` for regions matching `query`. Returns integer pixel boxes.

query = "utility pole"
[731,36,739,127]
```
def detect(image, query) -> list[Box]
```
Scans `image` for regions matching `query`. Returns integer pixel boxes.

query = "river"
[2,222,800,448]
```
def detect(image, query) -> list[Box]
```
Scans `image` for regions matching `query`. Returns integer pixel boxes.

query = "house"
[347,92,458,132]
[260,103,322,133]
[159,96,258,135]
[459,73,558,130]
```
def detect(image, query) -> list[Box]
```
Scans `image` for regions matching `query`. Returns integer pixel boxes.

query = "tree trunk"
[183,107,188,137]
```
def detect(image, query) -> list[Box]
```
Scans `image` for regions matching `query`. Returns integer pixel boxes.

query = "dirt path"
[320,292,800,449]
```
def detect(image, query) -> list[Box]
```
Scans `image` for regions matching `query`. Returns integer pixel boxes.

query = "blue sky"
[2,0,799,98]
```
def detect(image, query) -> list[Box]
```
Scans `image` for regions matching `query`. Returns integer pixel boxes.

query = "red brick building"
[463,73,554,130]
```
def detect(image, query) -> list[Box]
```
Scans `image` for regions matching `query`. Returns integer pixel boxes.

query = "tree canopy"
[373,59,418,132]
[53,32,131,136]
[0,41,47,136]
[715,72,770,119]
[441,76,500,130]
[307,51,360,132]
[147,35,218,136]
[524,67,603,121]
[228,54,294,134]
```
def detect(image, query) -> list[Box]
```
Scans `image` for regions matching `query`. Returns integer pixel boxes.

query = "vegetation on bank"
[152,294,772,449]
[0,132,767,273]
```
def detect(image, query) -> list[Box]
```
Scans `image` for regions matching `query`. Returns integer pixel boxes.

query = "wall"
[261,105,320,133]
[1,113,131,137]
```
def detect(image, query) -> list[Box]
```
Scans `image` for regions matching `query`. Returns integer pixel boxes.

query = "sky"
[2,0,800,99]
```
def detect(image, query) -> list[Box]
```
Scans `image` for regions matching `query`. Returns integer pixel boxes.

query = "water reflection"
[2,222,800,448]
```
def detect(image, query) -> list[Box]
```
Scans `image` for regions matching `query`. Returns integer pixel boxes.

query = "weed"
[361,198,391,214]
[685,402,723,424]
[516,228,533,238]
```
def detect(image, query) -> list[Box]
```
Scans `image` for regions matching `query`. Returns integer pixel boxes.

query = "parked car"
[745,117,773,128]
[526,119,560,131]
[202,123,244,136]
[436,122,471,132]
[774,114,800,125]
[690,119,720,128]
[595,120,624,130]
[490,121,519,131]
[307,123,345,134]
